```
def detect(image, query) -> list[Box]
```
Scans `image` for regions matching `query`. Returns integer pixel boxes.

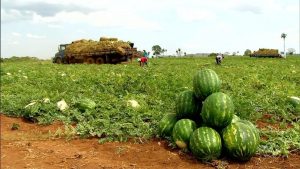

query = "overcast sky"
[1,0,299,59]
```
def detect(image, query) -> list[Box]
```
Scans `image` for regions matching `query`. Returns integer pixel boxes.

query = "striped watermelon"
[158,113,178,137]
[287,96,300,107]
[189,127,222,162]
[234,119,260,143]
[76,98,96,111]
[295,105,300,115]
[193,69,221,100]
[231,114,240,123]
[175,90,200,119]
[172,119,197,149]
[201,92,234,129]
[222,122,260,161]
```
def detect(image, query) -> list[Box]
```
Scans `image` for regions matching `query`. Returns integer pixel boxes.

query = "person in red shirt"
[141,56,148,67]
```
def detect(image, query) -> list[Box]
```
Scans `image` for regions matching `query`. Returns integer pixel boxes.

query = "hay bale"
[66,37,132,56]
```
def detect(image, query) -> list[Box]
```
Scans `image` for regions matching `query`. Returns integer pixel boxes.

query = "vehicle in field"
[250,48,283,58]
[53,37,141,64]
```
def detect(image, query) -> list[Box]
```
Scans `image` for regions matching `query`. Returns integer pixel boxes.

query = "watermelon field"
[1,56,300,168]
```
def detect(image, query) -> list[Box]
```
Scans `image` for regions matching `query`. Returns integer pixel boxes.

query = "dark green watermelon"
[287,96,300,107]
[231,114,240,123]
[193,69,221,100]
[158,113,178,137]
[189,127,222,162]
[76,98,96,111]
[172,119,197,149]
[222,122,260,161]
[201,92,234,129]
[234,119,260,143]
[175,90,200,119]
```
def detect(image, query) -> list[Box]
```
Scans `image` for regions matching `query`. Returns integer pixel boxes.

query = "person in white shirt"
[216,53,223,65]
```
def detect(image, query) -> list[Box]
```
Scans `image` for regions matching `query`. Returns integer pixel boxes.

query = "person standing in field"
[216,53,223,65]
[140,50,148,66]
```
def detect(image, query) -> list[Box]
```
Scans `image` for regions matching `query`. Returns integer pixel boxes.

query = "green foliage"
[152,45,162,55]
[258,123,300,157]
[244,49,252,56]
[1,57,300,156]
[208,53,218,57]
[2,56,40,62]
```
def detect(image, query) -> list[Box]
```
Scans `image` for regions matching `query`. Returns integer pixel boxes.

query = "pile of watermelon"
[158,69,260,162]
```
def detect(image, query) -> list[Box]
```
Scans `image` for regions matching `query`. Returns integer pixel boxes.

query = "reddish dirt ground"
[1,114,300,169]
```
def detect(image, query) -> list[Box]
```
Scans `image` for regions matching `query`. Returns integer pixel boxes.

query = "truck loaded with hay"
[53,37,141,64]
[250,48,283,58]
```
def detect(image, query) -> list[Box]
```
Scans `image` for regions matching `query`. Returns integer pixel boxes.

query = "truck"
[250,48,283,58]
[53,37,141,64]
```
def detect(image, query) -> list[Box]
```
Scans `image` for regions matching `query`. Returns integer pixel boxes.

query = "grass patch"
[1,56,300,155]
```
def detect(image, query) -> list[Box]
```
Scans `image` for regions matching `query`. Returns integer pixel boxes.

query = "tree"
[176,48,182,57]
[281,33,287,54]
[244,49,252,56]
[161,48,167,56]
[152,45,162,56]
[287,48,296,55]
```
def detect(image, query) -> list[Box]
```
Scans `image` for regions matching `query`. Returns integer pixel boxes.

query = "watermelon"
[76,98,96,111]
[231,114,240,123]
[193,69,221,100]
[222,122,260,161]
[189,127,222,162]
[158,113,178,137]
[175,90,200,119]
[201,92,234,129]
[287,96,300,107]
[172,119,197,149]
[294,105,300,115]
[232,118,260,143]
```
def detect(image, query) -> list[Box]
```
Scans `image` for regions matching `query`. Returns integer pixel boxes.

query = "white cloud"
[32,10,162,31]
[10,41,20,45]
[77,29,87,34]
[26,33,46,39]
[47,24,64,28]
[177,9,215,22]
[12,32,21,36]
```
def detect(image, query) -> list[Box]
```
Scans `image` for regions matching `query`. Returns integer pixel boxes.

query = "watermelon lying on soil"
[222,122,260,161]
[158,113,178,137]
[189,127,222,162]
[172,119,197,149]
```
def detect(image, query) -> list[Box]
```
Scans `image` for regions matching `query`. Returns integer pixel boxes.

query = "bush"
[208,53,218,57]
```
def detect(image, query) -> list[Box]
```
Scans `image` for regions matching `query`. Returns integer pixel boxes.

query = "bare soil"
[1,114,300,169]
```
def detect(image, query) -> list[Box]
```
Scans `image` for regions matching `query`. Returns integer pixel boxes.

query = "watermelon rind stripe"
[189,127,222,162]
[172,119,196,149]
[222,122,259,161]
[193,69,221,100]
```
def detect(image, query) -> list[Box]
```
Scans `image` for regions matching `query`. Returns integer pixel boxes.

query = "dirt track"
[1,114,300,169]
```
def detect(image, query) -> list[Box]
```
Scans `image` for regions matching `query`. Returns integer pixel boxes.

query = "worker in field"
[140,50,148,66]
[137,57,141,66]
[216,53,223,65]
[141,55,148,66]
